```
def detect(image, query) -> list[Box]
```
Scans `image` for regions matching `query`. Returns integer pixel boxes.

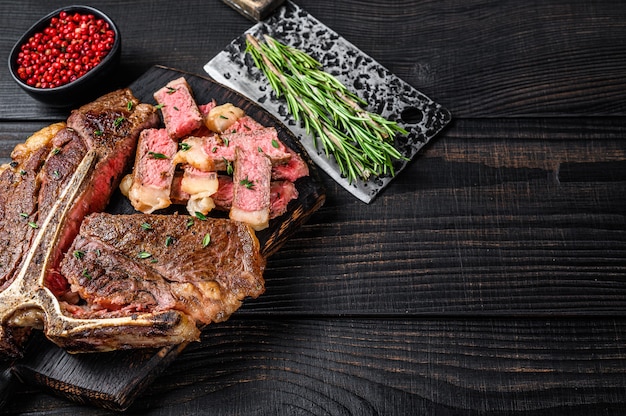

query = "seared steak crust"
[44,90,160,296]
[0,146,49,291]
[60,213,265,325]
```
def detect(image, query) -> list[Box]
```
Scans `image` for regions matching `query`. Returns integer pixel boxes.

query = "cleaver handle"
[221,0,285,22]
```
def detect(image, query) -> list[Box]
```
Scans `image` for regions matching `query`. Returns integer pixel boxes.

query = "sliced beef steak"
[0,83,302,356]
[60,213,265,326]
[127,128,179,213]
[45,89,160,297]
[0,89,161,356]
[231,147,273,230]
[154,77,203,139]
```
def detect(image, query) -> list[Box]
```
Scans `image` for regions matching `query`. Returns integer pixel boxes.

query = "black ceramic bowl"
[8,5,121,108]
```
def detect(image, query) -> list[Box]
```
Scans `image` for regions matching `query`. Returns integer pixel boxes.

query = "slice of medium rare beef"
[229,115,264,133]
[60,213,265,326]
[230,147,272,230]
[154,77,203,139]
[269,180,299,219]
[211,175,235,210]
[43,89,160,297]
[212,177,298,220]
[169,174,298,220]
[271,147,310,182]
[225,128,291,230]
[174,127,290,174]
[198,101,217,116]
[220,119,308,182]
[127,128,178,214]
[218,127,291,165]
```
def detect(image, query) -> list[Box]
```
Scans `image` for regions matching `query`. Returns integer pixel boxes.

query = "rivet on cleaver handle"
[222,0,285,21]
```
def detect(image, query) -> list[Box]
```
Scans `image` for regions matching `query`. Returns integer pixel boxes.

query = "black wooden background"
[1,0,626,414]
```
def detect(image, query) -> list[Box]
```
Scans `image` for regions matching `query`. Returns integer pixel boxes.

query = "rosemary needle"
[245,34,408,183]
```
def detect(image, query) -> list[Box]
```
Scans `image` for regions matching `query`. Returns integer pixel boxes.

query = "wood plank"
[254,185,626,315]
[304,0,626,117]
[241,120,626,315]
[3,0,626,118]
[1,0,625,414]
[5,318,626,415]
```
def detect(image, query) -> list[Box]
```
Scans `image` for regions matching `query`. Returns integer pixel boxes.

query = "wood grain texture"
[4,318,626,415]
[3,0,626,118]
[0,66,325,410]
[1,0,626,414]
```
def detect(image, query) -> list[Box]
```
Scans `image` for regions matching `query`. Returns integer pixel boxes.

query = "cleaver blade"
[205,1,451,203]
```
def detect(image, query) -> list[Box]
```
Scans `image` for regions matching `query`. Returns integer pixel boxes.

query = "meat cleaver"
[208,0,451,203]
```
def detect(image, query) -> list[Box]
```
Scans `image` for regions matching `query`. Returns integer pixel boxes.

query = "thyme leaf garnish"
[239,177,255,189]
[148,151,169,159]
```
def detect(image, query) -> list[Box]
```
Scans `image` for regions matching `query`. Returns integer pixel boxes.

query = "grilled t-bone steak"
[0,89,181,355]
[0,88,268,356]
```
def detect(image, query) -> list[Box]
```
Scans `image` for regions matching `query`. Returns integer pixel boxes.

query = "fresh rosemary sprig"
[245,34,408,183]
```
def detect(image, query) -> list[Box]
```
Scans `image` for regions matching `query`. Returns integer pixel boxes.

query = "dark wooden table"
[1,0,626,414]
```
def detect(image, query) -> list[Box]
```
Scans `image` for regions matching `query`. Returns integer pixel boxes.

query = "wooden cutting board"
[6,66,325,411]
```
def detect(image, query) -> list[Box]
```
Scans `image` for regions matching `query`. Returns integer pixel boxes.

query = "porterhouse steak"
[0,88,266,356]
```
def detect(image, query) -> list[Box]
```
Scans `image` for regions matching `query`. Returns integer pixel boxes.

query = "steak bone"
[0,149,199,354]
